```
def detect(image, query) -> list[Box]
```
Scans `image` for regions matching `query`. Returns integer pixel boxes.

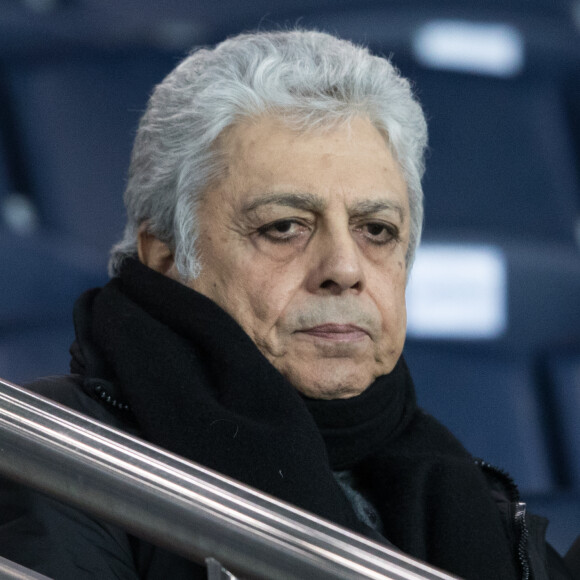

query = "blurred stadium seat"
[404,237,580,494]
[547,350,580,488]
[417,71,580,245]
[404,341,555,492]
[0,48,177,384]
[0,230,107,328]
[527,492,580,557]
[0,116,16,231]
[0,325,75,385]
[5,50,177,253]
[0,229,108,384]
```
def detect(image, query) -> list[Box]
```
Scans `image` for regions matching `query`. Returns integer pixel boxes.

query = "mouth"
[299,324,369,342]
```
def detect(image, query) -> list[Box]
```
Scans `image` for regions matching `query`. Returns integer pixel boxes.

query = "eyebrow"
[242,192,326,214]
[348,199,406,222]
[242,192,406,221]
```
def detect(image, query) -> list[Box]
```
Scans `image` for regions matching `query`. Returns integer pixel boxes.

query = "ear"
[137,224,176,277]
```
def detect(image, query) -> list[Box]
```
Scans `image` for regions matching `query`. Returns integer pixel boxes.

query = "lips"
[300,323,369,341]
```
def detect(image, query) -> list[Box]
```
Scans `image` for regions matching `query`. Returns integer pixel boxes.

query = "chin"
[291,370,373,400]
[299,382,370,400]
[274,356,377,399]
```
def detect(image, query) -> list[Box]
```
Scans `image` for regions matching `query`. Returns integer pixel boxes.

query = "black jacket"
[0,373,573,580]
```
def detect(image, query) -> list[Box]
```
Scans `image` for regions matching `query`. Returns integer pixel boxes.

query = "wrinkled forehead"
[210,113,405,193]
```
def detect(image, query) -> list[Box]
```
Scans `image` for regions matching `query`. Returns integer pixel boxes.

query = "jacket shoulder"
[22,374,135,433]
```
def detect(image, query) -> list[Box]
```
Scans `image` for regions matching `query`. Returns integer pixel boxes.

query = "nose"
[306,225,365,295]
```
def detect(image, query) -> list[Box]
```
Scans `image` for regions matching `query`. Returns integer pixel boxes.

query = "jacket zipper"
[474,459,530,580]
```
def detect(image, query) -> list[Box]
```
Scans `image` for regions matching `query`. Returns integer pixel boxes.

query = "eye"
[358,222,400,245]
[257,219,309,243]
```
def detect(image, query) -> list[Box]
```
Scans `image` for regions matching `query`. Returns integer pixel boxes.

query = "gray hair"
[109,29,428,280]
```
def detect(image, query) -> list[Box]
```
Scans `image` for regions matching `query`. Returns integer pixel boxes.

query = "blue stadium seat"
[405,238,580,494]
[0,230,107,384]
[416,71,580,245]
[6,50,177,253]
[526,492,580,557]
[0,230,107,328]
[0,325,74,385]
[0,130,12,227]
[404,343,554,493]
[547,350,580,488]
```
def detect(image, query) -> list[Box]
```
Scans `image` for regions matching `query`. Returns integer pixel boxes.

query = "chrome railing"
[0,378,461,580]
[0,555,52,580]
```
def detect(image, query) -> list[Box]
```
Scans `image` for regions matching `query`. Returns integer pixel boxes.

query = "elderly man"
[0,30,574,580]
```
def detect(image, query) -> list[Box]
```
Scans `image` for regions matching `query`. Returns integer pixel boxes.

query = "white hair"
[109,29,428,280]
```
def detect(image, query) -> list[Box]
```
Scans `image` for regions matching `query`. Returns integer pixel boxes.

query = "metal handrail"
[0,378,461,580]
[0,556,52,580]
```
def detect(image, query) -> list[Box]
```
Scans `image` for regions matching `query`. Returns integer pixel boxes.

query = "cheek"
[230,259,305,328]
[373,269,408,345]
[232,268,305,360]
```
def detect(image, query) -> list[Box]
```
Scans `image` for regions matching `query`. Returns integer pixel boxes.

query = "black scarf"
[78,258,519,579]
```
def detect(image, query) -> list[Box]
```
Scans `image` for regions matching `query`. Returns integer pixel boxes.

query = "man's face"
[175,116,409,399]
